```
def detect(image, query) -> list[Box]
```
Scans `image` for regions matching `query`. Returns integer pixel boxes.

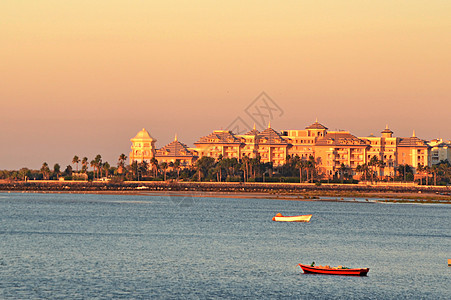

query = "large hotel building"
[129,120,448,179]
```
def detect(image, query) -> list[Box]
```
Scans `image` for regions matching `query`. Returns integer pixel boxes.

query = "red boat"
[299,263,369,276]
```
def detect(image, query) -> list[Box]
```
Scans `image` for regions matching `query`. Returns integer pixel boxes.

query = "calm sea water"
[0,192,450,299]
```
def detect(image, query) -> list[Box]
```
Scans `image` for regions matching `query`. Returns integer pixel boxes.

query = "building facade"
[358,126,398,177]
[428,139,451,164]
[129,122,434,179]
[315,131,368,178]
[155,135,197,167]
[193,123,290,166]
[129,128,156,164]
[396,131,430,170]
[194,130,242,160]
[283,120,327,161]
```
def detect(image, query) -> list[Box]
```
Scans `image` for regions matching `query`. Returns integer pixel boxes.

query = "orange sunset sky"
[1,1,450,170]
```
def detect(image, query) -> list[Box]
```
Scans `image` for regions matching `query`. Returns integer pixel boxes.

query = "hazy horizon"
[1,1,450,170]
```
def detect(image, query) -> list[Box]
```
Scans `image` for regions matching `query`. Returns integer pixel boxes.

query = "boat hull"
[272,214,312,222]
[299,264,369,276]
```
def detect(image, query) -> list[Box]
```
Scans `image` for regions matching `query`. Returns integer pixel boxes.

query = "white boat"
[272,213,312,222]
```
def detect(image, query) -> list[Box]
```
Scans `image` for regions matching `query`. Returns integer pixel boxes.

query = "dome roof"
[131,128,155,141]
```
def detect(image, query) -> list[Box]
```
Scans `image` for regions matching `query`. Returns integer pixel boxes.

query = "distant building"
[283,120,326,163]
[194,130,242,160]
[252,122,289,166]
[129,121,436,179]
[428,139,451,164]
[315,130,368,178]
[239,125,260,159]
[396,130,430,170]
[155,135,197,167]
[194,123,290,166]
[129,128,156,164]
[358,125,398,177]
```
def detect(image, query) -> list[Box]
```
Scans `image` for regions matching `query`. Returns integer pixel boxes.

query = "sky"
[1,1,450,170]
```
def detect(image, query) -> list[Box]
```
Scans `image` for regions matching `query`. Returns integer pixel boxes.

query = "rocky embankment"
[1,181,450,198]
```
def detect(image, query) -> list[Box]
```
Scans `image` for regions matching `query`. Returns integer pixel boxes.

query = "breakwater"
[1,181,450,196]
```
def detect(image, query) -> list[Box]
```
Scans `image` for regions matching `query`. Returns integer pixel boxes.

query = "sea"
[0,192,450,299]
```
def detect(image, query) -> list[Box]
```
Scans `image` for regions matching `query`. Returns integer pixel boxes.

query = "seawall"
[1,181,450,196]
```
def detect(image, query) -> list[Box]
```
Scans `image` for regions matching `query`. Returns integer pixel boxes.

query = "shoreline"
[1,181,450,204]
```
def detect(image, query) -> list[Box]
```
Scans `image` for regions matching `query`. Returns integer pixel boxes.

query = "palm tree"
[368,156,379,183]
[81,157,88,173]
[417,163,425,185]
[222,158,239,178]
[437,161,450,184]
[150,157,159,178]
[356,163,370,182]
[339,163,348,183]
[377,159,385,180]
[241,155,250,182]
[169,161,174,174]
[72,155,80,172]
[397,164,413,182]
[103,162,111,178]
[90,160,97,180]
[64,165,73,176]
[53,163,61,179]
[296,158,307,183]
[195,156,216,181]
[40,162,50,180]
[174,159,181,180]
[307,155,316,183]
[118,154,127,168]
[431,164,438,186]
[160,162,168,181]
[356,164,363,181]
[94,154,102,178]
[129,161,138,180]
[138,161,149,180]
[424,165,431,185]
[216,159,227,182]
[250,155,261,179]
[213,164,222,182]
[115,153,127,174]
[116,154,127,175]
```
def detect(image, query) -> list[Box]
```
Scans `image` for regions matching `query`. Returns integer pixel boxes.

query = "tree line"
[0,154,127,182]
[1,154,451,186]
